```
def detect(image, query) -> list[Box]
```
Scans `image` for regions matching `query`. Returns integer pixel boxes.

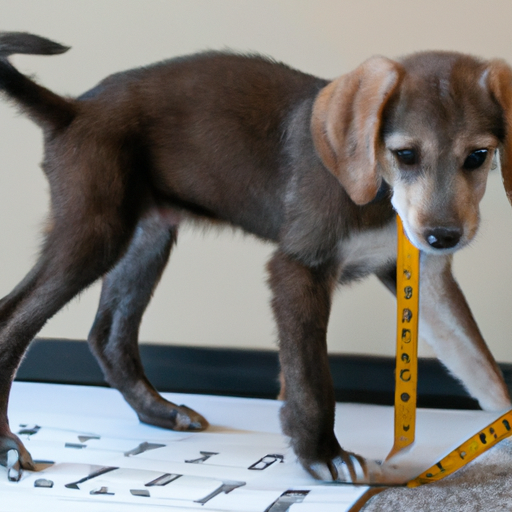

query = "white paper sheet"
[0,382,505,512]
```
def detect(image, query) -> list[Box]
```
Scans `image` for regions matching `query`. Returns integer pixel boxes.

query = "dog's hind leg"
[0,216,135,479]
[88,210,208,432]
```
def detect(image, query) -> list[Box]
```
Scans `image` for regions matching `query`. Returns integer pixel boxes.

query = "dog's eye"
[395,149,417,166]
[463,149,488,170]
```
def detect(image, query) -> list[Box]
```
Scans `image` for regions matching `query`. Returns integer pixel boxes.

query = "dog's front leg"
[420,254,511,411]
[268,250,376,482]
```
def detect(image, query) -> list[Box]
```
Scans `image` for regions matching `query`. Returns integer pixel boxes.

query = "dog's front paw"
[303,451,407,485]
[0,432,35,481]
[303,450,377,484]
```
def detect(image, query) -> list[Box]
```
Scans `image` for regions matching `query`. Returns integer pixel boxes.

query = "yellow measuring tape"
[387,215,420,461]
[390,214,512,487]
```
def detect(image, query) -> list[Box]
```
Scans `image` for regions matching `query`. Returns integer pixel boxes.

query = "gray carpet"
[363,439,512,511]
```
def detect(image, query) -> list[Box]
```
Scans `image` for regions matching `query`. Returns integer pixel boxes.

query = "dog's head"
[311,51,512,254]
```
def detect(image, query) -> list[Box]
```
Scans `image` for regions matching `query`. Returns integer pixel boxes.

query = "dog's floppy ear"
[311,56,402,205]
[486,60,512,205]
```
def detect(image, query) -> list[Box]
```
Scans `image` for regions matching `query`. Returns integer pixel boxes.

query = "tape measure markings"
[407,409,512,487]
[386,216,420,461]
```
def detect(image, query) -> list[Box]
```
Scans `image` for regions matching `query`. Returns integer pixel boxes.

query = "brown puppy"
[0,32,511,484]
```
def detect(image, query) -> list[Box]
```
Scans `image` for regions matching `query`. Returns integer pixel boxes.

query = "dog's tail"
[0,32,76,130]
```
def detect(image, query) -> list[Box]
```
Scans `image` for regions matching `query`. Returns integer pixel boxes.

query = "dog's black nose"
[425,228,462,249]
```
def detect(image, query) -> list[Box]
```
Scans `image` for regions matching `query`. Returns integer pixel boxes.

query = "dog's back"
[73,52,329,239]
[0,37,330,240]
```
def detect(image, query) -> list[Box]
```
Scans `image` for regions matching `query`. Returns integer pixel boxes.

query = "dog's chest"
[337,221,397,283]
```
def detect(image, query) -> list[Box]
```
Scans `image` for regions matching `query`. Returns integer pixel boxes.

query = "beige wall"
[1,0,512,362]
